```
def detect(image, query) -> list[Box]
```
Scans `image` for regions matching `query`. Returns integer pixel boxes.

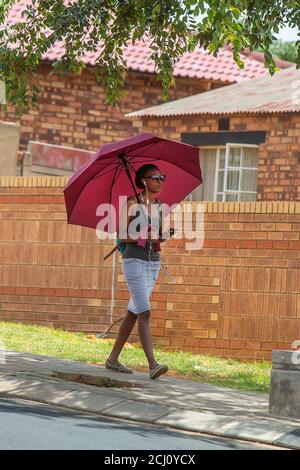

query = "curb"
[1,372,299,450]
[0,389,293,450]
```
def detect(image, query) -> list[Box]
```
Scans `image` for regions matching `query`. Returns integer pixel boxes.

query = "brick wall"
[133,112,300,202]
[1,176,299,361]
[0,64,220,152]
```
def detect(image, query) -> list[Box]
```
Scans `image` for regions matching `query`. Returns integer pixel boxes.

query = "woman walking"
[106,164,172,379]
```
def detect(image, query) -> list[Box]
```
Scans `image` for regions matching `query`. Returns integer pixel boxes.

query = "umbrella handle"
[103,243,120,261]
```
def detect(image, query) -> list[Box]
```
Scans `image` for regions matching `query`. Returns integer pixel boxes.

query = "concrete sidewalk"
[1,350,300,449]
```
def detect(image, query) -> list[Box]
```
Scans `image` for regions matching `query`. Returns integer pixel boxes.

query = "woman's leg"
[107,310,137,364]
[137,310,159,370]
[135,264,161,370]
[117,260,161,369]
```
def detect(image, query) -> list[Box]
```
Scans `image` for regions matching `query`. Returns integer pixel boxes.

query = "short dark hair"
[135,164,158,189]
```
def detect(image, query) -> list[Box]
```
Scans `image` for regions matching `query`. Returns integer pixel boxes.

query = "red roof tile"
[5,0,291,84]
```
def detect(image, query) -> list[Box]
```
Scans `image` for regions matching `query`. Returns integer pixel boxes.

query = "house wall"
[133,112,300,202]
[0,63,220,154]
[0,121,20,175]
[0,176,299,361]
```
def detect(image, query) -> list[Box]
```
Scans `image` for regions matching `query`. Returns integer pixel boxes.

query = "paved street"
[1,351,300,449]
[0,397,281,451]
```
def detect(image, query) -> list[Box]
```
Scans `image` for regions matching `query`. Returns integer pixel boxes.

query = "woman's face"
[142,168,165,193]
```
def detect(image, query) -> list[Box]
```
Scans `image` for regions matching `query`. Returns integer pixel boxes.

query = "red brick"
[241,240,257,249]
[230,340,247,349]
[273,241,289,249]
[261,342,278,351]
[215,340,230,348]
[41,288,56,296]
[226,240,241,248]
[197,339,216,347]
[28,287,42,295]
[257,240,273,249]
[15,287,29,295]
[254,351,271,360]
[0,287,16,294]
[247,341,261,350]
[210,240,226,248]
[54,288,70,297]
[289,241,300,250]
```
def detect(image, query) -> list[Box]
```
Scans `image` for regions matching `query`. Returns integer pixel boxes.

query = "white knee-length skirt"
[121,258,161,314]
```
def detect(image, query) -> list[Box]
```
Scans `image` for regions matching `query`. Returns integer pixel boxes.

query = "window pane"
[225,193,238,201]
[240,193,256,201]
[217,194,223,201]
[226,170,240,190]
[217,170,224,192]
[219,149,225,169]
[241,169,258,191]
[243,147,258,168]
[228,147,241,167]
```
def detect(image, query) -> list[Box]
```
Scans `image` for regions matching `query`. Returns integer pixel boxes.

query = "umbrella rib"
[89,155,121,180]
[115,156,160,177]
[126,156,161,169]
[126,155,161,163]
[92,157,119,165]
[90,163,120,181]
[125,159,138,174]
[108,162,124,206]
[90,157,137,183]
[126,141,158,156]
[129,155,202,181]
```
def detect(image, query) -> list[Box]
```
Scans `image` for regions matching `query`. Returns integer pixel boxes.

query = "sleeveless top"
[121,195,162,262]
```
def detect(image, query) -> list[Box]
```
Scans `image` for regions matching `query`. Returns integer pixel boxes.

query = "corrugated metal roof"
[6,0,277,84]
[126,66,300,117]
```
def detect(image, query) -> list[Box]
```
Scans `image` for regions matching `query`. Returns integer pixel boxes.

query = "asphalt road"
[0,397,283,451]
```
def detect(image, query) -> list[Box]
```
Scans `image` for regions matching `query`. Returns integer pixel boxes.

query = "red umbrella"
[63,133,202,236]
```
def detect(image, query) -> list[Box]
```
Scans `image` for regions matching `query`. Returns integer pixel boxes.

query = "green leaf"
[0,0,298,112]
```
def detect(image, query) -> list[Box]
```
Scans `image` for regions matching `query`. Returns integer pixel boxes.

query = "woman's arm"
[159,211,175,242]
[159,227,175,243]
[117,197,139,243]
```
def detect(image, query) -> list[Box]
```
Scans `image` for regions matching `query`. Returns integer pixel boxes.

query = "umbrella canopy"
[63,133,202,233]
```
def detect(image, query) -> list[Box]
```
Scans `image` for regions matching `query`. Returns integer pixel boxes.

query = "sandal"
[149,364,168,380]
[105,359,133,374]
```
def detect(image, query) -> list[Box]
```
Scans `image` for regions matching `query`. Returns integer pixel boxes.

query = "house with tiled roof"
[0,0,294,176]
[127,66,300,202]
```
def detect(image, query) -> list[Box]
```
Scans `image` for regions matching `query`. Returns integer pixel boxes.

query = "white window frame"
[188,144,259,202]
[214,147,225,201]
[221,143,259,202]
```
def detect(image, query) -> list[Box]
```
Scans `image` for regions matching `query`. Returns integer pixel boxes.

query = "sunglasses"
[145,174,166,182]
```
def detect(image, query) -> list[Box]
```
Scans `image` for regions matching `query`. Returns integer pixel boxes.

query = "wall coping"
[0,176,69,187]
[0,176,300,214]
[0,121,21,129]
